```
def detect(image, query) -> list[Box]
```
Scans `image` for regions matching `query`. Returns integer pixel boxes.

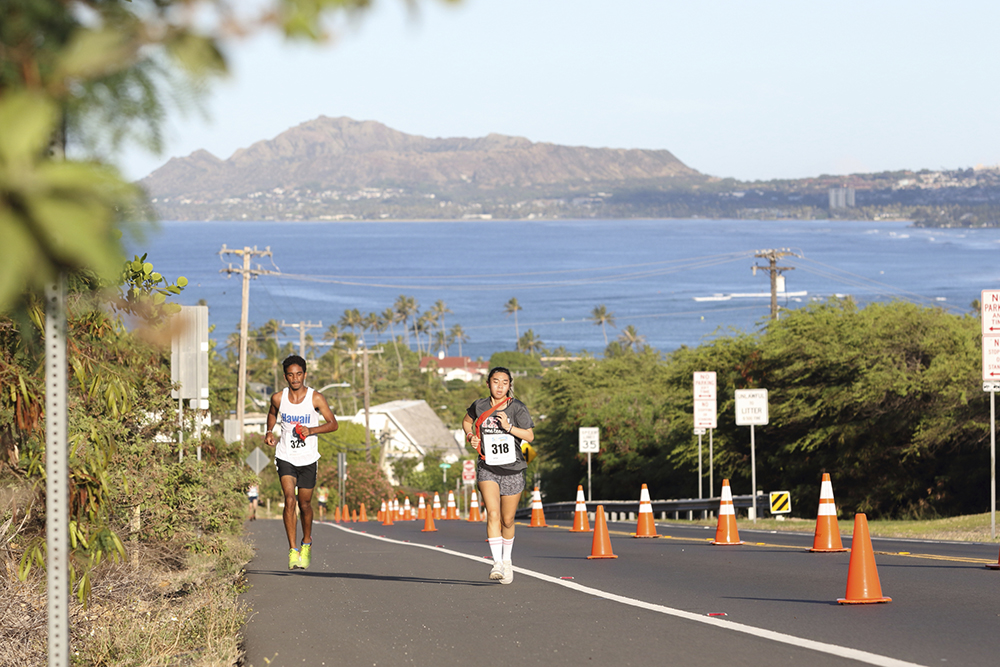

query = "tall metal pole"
[709,428,714,499]
[992,389,996,540]
[697,433,703,499]
[587,452,592,502]
[236,251,251,444]
[46,276,69,667]
[750,425,757,523]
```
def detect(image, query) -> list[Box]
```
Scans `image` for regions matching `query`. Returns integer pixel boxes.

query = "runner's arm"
[264,393,281,447]
[300,391,338,437]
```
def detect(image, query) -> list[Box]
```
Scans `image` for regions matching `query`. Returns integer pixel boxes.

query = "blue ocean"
[129,219,1000,360]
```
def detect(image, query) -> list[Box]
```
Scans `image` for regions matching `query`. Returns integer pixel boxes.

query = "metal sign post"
[981,289,1000,539]
[694,372,717,499]
[579,427,600,501]
[735,388,769,522]
[46,276,69,667]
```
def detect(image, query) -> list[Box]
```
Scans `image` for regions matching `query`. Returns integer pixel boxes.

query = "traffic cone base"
[810,473,848,552]
[837,513,891,604]
[529,485,548,527]
[421,507,438,532]
[588,505,618,559]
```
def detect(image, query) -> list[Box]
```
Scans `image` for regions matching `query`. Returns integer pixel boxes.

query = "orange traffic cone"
[421,503,438,532]
[587,505,618,559]
[446,490,459,520]
[570,485,591,532]
[351,509,358,522]
[377,500,385,522]
[342,504,349,523]
[432,492,442,520]
[403,496,412,520]
[394,498,402,522]
[712,479,743,545]
[417,495,427,520]
[986,545,1000,570]
[382,500,395,526]
[810,473,848,552]
[468,490,482,522]
[529,485,548,527]
[334,505,342,523]
[838,513,891,604]
[633,483,658,537]
[359,503,368,522]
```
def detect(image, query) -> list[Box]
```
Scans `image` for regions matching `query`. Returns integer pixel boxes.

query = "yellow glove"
[520,442,537,464]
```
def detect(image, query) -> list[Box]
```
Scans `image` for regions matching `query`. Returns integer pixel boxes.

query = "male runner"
[265,355,339,569]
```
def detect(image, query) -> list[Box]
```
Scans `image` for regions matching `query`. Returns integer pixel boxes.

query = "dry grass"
[665,512,1000,542]
[0,534,253,667]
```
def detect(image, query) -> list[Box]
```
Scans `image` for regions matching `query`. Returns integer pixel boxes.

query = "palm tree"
[518,329,543,356]
[430,299,452,340]
[382,307,404,373]
[339,308,365,347]
[449,324,469,357]
[617,324,645,352]
[504,297,522,348]
[412,315,432,355]
[433,330,448,356]
[394,295,418,349]
[591,304,616,345]
[362,311,380,346]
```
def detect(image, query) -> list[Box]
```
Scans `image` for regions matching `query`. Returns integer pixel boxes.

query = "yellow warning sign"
[769,491,791,514]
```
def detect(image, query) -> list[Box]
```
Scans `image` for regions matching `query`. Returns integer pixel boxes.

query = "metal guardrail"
[515,494,768,521]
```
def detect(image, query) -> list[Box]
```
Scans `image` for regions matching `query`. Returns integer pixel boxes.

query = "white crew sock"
[501,537,514,562]
[488,536,503,563]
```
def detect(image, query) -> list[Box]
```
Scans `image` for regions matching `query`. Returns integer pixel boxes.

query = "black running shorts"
[274,458,318,490]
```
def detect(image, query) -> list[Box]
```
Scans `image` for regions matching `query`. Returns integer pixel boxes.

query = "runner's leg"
[280,475,299,549]
[499,493,519,540]
[479,480,502,539]
[298,486,314,544]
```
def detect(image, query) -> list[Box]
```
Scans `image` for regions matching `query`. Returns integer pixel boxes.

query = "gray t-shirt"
[467,397,535,474]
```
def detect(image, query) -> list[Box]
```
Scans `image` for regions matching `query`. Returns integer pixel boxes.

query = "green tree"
[518,329,544,356]
[504,297,522,347]
[591,304,616,346]
[449,323,469,357]
[617,324,645,353]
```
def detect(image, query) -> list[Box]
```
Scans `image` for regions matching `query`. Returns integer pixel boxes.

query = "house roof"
[366,399,462,458]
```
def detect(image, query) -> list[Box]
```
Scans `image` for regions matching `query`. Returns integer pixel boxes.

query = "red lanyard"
[473,398,511,458]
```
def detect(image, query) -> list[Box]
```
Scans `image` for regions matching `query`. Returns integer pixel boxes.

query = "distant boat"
[693,290,808,302]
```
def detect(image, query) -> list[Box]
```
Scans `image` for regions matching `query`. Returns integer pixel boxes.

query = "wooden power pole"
[283,320,324,358]
[355,347,383,462]
[753,249,799,320]
[219,245,274,443]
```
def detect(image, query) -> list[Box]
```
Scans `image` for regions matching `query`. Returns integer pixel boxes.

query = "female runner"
[462,367,535,584]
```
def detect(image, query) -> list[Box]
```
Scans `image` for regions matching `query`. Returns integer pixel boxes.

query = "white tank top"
[274,387,321,466]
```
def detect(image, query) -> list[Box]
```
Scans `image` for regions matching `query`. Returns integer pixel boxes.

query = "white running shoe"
[489,560,505,580]
[500,560,513,585]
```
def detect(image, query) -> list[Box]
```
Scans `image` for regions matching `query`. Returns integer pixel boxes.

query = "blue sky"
[120,0,1000,183]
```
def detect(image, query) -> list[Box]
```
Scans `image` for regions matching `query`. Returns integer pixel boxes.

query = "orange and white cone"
[712,479,743,545]
[421,502,438,532]
[811,473,848,552]
[468,490,482,522]
[570,485,591,532]
[403,496,412,521]
[838,513,891,604]
[529,485,548,527]
[432,492,442,520]
[377,500,386,523]
[417,494,427,520]
[587,505,618,559]
[359,503,368,522]
[446,490,459,520]
[382,499,395,526]
[633,483,658,538]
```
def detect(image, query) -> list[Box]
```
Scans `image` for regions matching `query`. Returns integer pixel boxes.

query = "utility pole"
[752,249,799,320]
[283,320,323,358]
[219,245,275,444]
[355,347,384,463]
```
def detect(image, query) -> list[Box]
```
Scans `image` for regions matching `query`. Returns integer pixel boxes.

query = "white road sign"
[694,399,717,429]
[982,290,1000,336]
[735,389,769,426]
[245,447,269,475]
[462,459,477,485]
[693,372,717,400]
[984,336,1000,381]
[579,427,600,453]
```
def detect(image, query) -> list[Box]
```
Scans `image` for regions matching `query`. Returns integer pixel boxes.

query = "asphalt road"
[240,516,1000,667]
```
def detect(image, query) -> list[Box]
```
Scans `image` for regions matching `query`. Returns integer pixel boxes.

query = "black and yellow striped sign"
[769,491,791,514]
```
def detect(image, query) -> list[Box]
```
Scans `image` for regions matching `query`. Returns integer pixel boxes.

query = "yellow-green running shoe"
[288,548,300,570]
[299,543,311,570]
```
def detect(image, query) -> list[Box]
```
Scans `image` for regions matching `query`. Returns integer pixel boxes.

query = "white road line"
[329,524,925,667]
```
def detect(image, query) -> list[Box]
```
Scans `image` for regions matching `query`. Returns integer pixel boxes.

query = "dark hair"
[487,366,514,398]
[282,355,307,373]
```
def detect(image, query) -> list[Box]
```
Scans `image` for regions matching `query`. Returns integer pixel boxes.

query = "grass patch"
[1,533,254,667]
[660,512,1000,542]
